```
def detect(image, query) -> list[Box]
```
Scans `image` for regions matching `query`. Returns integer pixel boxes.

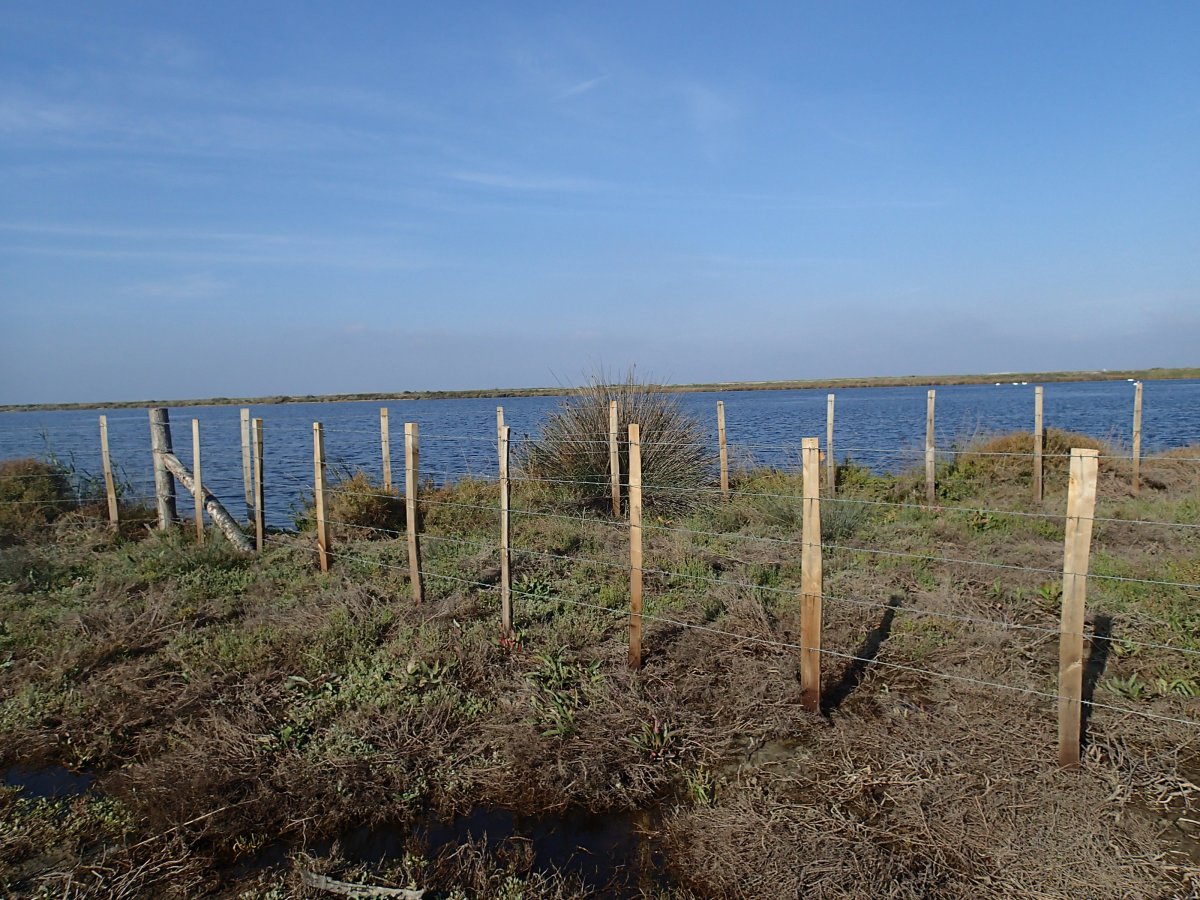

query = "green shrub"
[518,369,713,513]
[0,458,75,544]
[949,428,1114,488]
[300,471,404,540]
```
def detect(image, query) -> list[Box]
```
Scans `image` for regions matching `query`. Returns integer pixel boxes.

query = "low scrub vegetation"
[1,428,1197,897]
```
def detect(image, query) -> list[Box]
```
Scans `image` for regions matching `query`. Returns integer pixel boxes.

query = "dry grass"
[0,458,74,544]
[2,430,1198,897]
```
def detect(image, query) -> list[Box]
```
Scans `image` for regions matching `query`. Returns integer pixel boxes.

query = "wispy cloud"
[448,170,602,192]
[1,244,427,270]
[0,221,300,242]
[558,74,609,100]
[121,274,229,300]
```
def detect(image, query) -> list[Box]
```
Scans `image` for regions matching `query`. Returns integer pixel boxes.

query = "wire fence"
[4,399,1198,765]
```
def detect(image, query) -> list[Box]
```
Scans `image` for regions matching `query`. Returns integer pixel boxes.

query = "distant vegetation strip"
[3,367,1197,413]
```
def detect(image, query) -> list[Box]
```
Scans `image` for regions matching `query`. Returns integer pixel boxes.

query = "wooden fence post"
[313,422,330,572]
[251,418,265,552]
[240,408,253,521]
[1058,447,1099,769]
[826,393,836,496]
[609,400,621,517]
[499,424,512,635]
[148,408,177,530]
[1034,386,1044,502]
[628,423,643,669]
[99,415,119,529]
[405,422,423,603]
[497,405,505,439]
[801,437,823,712]
[380,407,392,493]
[925,389,936,505]
[717,401,729,498]
[1132,381,1143,494]
[192,418,204,544]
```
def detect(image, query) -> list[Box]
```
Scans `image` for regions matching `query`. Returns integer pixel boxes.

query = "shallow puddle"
[2,764,94,799]
[237,804,666,895]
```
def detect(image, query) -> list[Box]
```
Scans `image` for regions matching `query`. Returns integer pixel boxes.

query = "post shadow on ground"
[1081,613,1114,748]
[821,594,901,716]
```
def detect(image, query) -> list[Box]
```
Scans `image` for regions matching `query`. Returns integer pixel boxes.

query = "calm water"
[2,380,1196,528]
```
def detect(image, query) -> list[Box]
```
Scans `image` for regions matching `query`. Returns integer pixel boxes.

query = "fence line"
[5,390,1196,771]
[258,534,1200,732]
[314,513,1198,651]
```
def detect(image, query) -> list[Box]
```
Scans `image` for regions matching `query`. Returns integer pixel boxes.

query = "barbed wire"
[257,535,1200,731]
[300,481,1200,592]
[302,515,1200,657]
[304,467,1200,533]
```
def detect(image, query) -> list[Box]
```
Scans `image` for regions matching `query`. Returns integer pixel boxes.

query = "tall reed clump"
[519,369,713,513]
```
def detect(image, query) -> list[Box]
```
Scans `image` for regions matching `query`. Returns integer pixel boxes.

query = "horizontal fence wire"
[310,467,1200,532]
[304,515,1200,658]
[257,534,1200,731]
[307,480,1200,591]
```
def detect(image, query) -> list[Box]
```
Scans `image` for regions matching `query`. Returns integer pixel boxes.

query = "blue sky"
[1,2,1197,403]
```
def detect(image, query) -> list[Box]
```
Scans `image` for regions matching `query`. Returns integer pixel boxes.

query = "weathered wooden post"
[801,437,823,712]
[826,393,836,496]
[1058,448,1099,769]
[1132,381,1143,494]
[240,408,253,521]
[313,422,330,572]
[148,408,177,530]
[499,424,512,635]
[380,407,392,493]
[192,418,204,544]
[925,389,936,505]
[405,422,423,603]
[252,418,265,552]
[609,400,621,516]
[717,401,729,499]
[1034,386,1044,502]
[628,423,643,669]
[99,415,119,529]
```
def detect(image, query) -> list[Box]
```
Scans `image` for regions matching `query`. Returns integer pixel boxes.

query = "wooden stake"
[925,389,936,505]
[1132,381,1143,495]
[148,408,177,530]
[1058,448,1099,769]
[405,422,423,603]
[240,408,253,521]
[800,437,823,713]
[192,418,204,544]
[99,415,119,529]
[628,423,643,669]
[826,393,836,496]
[496,405,505,440]
[1034,386,1044,502]
[380,407,392,493]
[499,424,512,635]
[717,401,729,498]
[609,400,621,516]
[251,418,265,552]
[313,422,330,572]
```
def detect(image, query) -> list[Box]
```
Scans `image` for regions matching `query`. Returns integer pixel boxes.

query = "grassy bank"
[1,431,1198,897]
[2,366,1197,413]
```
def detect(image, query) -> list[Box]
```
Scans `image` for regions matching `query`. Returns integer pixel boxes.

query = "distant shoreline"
[2,367,1196,413]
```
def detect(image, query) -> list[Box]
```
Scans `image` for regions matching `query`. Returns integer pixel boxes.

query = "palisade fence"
[2,382,1198,771]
